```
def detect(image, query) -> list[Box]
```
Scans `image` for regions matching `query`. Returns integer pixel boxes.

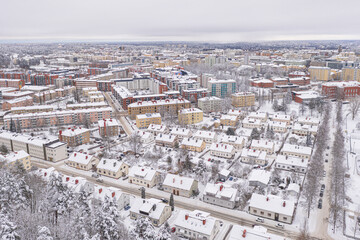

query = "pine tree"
[169,193,174,211]
[141,187,146,199]
[36,226,53,240]
[0,212,20,240]
[156,222,172,240]
[92,196,127,240]
[0,144,9,155]
[130,217,157,240]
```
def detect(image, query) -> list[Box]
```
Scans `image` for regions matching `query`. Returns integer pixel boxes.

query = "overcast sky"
[1,0,360,42]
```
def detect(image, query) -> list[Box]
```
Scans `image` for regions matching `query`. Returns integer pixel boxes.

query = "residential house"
[130,198,172,226]
[162,174,198,197]
[128,166,160,188]
[67,152,99,171]
[203,183,239,209]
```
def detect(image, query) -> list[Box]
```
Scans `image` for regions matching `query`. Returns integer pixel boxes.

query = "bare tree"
[349,96,360,120]
[129,132,142,155]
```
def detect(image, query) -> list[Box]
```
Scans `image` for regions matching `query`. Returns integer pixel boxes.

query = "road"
[31,158,319,240]
[103,91,134,136]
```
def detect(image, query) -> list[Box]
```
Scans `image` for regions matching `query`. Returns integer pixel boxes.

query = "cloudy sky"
[1,0,360,42]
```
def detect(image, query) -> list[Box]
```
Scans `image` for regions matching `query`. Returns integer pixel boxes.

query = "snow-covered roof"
[248,112,267,119]
[241,148,267,160]
[228,224,284,240]
[242,117,262,125]
[174,210,218,236]
[147,124,167,133]
[98,118,120,127]
[203,183,237,202]
[209,143,234,153]
[163,174,196,191]
[220,115,238,121]
[128,166,157,181]
[61,127,89,137]
[249,193,295,217]
[271,114,291,121]
[97,158,124,172]
[181,137,204,148]
[250,140,274,150]
[136,113,161,119]
[128,98,190,107]
[93,185,126,202]
[236,128,252,137]
[287,183,300,194]
[227,109,244,116]
[267,120,287,128]
[297,116,320,125]
[193,130,216,139]
[248,170,271,185]
[232,92,255,96]
[155,133,177,143]
[179,108,203,114]
[68,152,95,165]
[292,122,318,133]
[169,127,191,137]
[67,102,108,109]
[275,155,308,168]
[0,150,29,163]
[131,198,167,220]
[220,135,245,145]
[219,169,230,177]
[281,144,312,156]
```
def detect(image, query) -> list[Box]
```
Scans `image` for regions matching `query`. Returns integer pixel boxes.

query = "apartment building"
[0,131,67,162]
[231,92,255,107]
[98,118,120,137]
[59,127,90,147]
[2,96,33,110]
[308,66,331,81]
[178,108,203,125]
[322,81,360,99]
[3,107,112,130]
[11,105,55,114]
[197,96,223,113]
[128,98,191,119]
[207,79,236,98]
[342,67,360,81]
[136,113,162,129]
[292,122,318,136]
[275,155,308,173]
[162,174,198,197]
[66,102,108,110]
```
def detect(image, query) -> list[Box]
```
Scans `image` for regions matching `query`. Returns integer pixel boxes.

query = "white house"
[193,130,217,143]
[136,131,155,144]
[130,198,171,226]
[96,158,129,179]
[267,121,287,133]
[250,139,275,154]
[67,152,99,171]
[220,135,246,150]
[93,185,130,210]
[162,174,198,197]
[280,144,312,159]
[173,210,220,240]
[292,123,318,136]
[155,134,178,147]
[248,169,271,188]
[228,224,285,240]
[209,143,235,159]
[248,112,268,122]
[248,193,296,224]
[169,127,192,140]
[242,117,262,129]
[203,183,239,209]
[146,124,168,136]
[275,155,308,173]
[297,116,320,126]
[128,166,160,188]
[241,148,268,166]
[271,114,292,125]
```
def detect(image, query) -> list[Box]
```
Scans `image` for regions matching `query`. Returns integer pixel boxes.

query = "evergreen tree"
[306,133,312,146]
[250,128,260,140]
[169,193,174,211]
[272,99,279,111]
[0,144,9,155]
[0,212,20,240]
[9,119,16,132]
[36,226,53,240]
[156,222,172,240]
[130,217,157,240]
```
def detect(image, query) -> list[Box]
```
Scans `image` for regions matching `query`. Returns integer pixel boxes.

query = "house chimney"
[203,219,206,225]
[185,214,189,220]
[173,178,175,183]
[99,188,102,194]
[74,153,77,157]
[75,180,79,184]
[180,180,183,184]
[66,177,69,181]
[266,197,269,201]
[86,156,88,159]
[220,185,224,191]
[283,201,286,207]
[242,230,247,238]
[112,192,115,198]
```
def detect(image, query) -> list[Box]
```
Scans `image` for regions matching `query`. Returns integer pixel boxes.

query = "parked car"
[321,184,325,190]
[323,171,326,177]
[96,178,104,183]
[325,159,328,163]
[171,227,176,233]
[256,217,264,223]
[122,176,129,181]
[92,173,99,178]
[161,198,168,203]
[124,205,131,211]
[320,190,324,197]
[275,223,284,229]
[318,199,323,209]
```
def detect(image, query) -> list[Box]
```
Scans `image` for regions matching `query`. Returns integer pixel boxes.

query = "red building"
[322,82,360,99]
